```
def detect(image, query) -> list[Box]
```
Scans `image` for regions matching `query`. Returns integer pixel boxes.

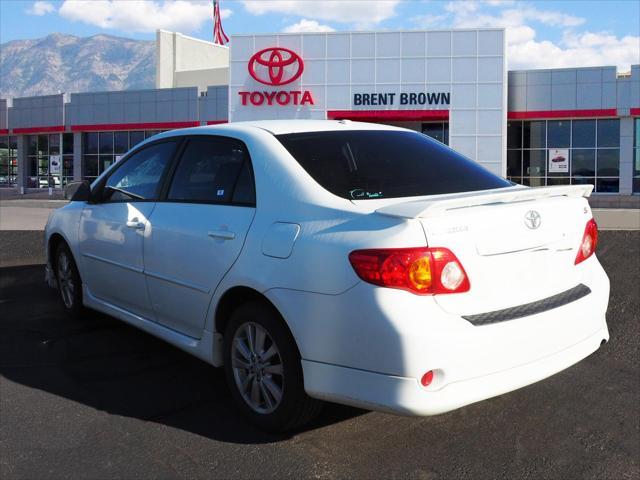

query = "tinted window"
[232,161,256,205]
[572,120,595,148]
[276,130,510,200]
[547,120,570,148]
[168,138,253,204]
[523,121,546,148]
[507,121,522,149]
[597,119,619,147]
[104,141,177,201]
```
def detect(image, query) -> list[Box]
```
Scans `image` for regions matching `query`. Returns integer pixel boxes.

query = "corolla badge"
[524,210,542,229]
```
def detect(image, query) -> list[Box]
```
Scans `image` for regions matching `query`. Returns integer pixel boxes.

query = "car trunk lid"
[375,185,594,315]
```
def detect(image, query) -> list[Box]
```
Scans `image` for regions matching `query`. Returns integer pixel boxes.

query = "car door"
[78,139,179,319]
[143,136,256,338]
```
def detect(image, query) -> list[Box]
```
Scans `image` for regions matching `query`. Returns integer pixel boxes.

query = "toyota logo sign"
[248,47,304,86]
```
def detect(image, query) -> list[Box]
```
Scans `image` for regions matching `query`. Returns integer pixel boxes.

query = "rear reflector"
[348,247,470,295]
[420,370,434,387]
[575,218,598,265]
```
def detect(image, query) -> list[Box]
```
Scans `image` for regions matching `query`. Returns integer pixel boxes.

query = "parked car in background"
[44,120,610,431]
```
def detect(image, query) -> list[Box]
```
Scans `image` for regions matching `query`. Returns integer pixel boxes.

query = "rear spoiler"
[376,185,593,219]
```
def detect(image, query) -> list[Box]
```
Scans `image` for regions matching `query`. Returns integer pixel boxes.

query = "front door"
[144,137,256,338]
[78,139,178,319]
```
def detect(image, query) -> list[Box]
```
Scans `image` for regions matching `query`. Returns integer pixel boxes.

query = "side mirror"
[64,181,91,202]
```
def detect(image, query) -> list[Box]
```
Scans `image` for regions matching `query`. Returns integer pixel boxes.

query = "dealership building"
[1,28,639,199]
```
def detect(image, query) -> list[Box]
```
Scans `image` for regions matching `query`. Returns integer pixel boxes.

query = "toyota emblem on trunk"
[524,210,542,229]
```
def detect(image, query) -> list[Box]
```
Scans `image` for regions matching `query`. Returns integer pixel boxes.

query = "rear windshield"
[276,130,511,200]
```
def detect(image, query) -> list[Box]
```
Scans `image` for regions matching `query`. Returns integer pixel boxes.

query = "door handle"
[126,218,145,230]
[208,230,236,240]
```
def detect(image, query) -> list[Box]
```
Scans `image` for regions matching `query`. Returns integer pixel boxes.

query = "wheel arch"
[214,286,301,357]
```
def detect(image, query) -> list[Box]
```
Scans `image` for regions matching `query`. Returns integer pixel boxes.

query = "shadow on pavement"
[0,265,365,445]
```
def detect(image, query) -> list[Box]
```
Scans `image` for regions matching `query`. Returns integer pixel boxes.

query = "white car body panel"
[44,120,610,416]
[143,202,255,338]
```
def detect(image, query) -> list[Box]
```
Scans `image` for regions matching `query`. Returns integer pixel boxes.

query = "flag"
[213,0,229,45]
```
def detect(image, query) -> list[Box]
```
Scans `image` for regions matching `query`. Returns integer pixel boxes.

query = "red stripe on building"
[630,108,640,116]
[327,109,450,122]
[70,121,200,132]
[508,109,618,120]
[0,129,8,135]
[12,125,65,134]
[206,120,228,125]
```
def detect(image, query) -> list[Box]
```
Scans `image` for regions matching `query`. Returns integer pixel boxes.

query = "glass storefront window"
[597,149,620,177]
[597,119,620,148]
[523,121,546,149]
[507,121,522,149]
[421,122,449,145]
[114,132,129,153]
[26,133,74,188]
[572,149,596,177]
[523,150,546,177]
[85,132,99,155]
[507,118,620,193]
[130,131,145,147]
[547,120,570,148]
[507,150,522,176]
[572,120,596,148]
[0,135,18,187]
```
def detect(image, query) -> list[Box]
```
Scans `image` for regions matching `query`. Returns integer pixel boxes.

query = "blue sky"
[1,0,638,70]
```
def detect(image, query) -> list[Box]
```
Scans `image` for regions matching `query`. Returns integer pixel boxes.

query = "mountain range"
[1,33,155,99]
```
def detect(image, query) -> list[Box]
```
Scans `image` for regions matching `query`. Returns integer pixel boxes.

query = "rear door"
[78,139,178,319]
[144,136,256,338]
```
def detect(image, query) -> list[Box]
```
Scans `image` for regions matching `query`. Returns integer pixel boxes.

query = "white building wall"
[229,29,507,176]
[156,30,229,92]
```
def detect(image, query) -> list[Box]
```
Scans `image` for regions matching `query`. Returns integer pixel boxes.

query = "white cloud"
[242,0,400,28]
[433,1,637,71]
[58,0,232,34]
[509,32,640,71]
[283,19,335,33]
[26,1,55,16]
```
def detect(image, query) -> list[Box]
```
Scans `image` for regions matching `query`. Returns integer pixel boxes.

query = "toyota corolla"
[44,120,610,431]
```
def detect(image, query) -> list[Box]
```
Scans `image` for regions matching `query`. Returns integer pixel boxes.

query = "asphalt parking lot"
[1,231,638,479]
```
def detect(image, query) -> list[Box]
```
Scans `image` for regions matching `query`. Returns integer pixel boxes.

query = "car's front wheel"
[223,302,322,431]
[55,243,84,319]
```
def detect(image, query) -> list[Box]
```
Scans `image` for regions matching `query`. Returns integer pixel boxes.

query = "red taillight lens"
[575,218,598,265]
[348,247,470,295]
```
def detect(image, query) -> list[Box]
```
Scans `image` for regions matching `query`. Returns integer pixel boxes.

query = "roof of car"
[231,119,407,135]
[159,120,409,138]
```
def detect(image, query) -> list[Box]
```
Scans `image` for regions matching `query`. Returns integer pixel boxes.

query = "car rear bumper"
[302,323,608,416]
[267,254,610,415]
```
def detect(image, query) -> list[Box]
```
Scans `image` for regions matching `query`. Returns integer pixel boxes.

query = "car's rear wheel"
[223,302,322,431]
[55,243,84,319]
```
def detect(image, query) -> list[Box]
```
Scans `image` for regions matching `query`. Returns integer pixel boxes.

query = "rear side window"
[276,130,511,200]
[168,138,255,205]
[103,141,177,201]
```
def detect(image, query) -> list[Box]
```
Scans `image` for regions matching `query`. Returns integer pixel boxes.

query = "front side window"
[168,138,255,205]
[276,130,510,200]
[103,141,177,201]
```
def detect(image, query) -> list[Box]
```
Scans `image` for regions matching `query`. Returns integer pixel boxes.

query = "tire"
[223,302,323,431]
[54,242,84,319]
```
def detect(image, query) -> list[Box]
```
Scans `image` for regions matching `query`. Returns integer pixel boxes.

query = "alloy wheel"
[231,322,284,414]
[57,251,75,309]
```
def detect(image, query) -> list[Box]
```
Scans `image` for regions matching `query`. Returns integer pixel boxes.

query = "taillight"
[575,218,598,265]
[348,247,470,295]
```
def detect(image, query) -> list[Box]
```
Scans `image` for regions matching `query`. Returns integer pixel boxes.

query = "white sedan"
[45,120,610,431]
